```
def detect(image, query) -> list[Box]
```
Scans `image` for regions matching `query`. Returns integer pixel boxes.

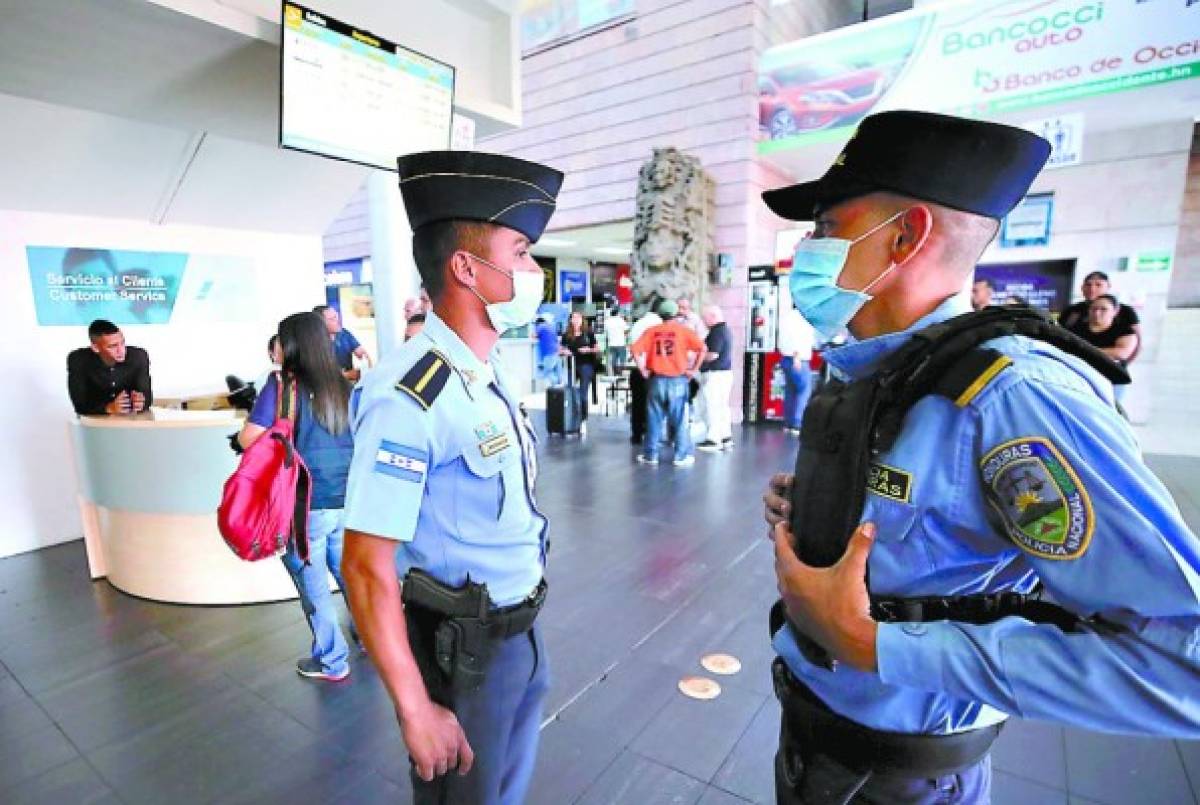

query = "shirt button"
[902,623,927,637]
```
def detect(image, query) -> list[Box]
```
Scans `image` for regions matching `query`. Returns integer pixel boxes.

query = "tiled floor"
[1,416,1197,804]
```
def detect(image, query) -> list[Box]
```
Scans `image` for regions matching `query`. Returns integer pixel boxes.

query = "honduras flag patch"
[375,440,428,483]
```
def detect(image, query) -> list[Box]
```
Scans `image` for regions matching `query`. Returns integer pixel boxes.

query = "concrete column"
[366,171,419,358]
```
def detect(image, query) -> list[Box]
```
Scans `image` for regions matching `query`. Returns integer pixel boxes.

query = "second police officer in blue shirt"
[760,111,1200,803]
[341,151,561,805]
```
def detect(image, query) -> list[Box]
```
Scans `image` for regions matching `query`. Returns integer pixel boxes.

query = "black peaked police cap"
[397,151,565,243]
[762,111,1051,222]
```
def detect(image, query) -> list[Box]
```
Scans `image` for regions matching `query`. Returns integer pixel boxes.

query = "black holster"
[401,569,547,705]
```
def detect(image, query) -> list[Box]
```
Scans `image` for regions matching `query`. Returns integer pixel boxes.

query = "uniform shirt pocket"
[454,439,520,542]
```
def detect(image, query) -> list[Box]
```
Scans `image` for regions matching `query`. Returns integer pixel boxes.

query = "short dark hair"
[973,278,994,290]
[88,319,119,340]
[411,220,494,302]
[312,304,331,315]
[1091,293,1119,309]
[1084,271,1109,283]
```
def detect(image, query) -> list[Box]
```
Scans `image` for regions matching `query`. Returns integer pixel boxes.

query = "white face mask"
[466,253,544,333]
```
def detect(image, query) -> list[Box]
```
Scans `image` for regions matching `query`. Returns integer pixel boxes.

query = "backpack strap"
[274,371,298,422]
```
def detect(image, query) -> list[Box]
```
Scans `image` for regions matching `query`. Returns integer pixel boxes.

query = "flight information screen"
[280,3,455,171]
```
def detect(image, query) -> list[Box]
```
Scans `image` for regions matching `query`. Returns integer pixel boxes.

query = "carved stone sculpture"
[631,147,715,310]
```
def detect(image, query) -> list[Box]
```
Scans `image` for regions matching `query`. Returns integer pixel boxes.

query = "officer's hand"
[131,391,146,412]
[400,700,475,781]
[763,473,794,531]
[773,521,878,672]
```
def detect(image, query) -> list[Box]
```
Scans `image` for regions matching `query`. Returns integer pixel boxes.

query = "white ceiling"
[0,0,522,234]
[532,220,635,261]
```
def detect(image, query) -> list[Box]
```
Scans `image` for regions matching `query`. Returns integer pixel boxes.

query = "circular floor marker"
[701,653,742,676]
[678,675,722,700]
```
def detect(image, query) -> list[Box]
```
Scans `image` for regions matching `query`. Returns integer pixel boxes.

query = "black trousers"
[629,369,648,439]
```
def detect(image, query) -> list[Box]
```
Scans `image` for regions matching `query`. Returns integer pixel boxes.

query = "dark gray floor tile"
[630,680,766,783]
[327,770,410,804]
[525,718,625,805]
[993,770,1069,805]
[552,655,679,746]
[1178,740,1200,800]
[1064,728,1194,805]
[0,757,122,805]
[576,750,706,805]
[710,697,781,804]
[698,787,754,805]
[0,722,80,792]
[992,718,1068,791]
[206,740,379,805]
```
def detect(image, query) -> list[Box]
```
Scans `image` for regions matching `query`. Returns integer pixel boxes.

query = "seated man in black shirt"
[67,319,153,415]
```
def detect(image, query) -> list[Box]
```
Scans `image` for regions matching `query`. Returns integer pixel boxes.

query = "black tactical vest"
[778,307,1128,664]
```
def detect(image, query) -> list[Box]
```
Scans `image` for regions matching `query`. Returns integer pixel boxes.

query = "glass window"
[520,0,636,53]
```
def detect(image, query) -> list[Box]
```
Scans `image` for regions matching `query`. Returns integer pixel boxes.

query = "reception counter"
[70,409,299,605]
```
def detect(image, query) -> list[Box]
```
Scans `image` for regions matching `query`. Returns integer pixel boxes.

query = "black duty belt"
[488,578,547,638]
[772,658,1002,778]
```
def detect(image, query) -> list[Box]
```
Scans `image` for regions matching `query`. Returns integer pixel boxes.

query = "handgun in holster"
[401,568,495,702]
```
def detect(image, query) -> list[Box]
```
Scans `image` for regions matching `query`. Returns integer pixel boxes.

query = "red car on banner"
[759,62,889,140]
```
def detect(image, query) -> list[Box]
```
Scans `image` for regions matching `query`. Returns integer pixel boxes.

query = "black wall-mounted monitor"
[280,2,455,171]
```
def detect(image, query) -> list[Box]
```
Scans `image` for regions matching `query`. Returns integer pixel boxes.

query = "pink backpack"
[218,373,311,561]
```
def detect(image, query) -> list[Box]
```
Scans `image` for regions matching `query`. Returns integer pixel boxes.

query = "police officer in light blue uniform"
[760,111,1200,804]
[340,151,562,805]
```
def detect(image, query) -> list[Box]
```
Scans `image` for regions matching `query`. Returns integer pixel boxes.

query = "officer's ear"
[892,205,934,266]
[447,249,480,290]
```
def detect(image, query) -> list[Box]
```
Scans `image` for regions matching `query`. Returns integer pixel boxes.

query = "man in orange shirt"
[630,300,708,467]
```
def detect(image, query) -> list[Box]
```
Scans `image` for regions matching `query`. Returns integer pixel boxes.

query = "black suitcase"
[546,356,582,436]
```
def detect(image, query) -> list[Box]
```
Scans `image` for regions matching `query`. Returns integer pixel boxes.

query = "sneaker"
[721,438,734,450]
[636,454,659,465]
[673,455,696,467]
[697,440,722,452]
[296,658,350,681]
[784,427,801,436]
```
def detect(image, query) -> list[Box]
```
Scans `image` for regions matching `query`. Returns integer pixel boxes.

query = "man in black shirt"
[696,303,734,452]
[67,319,153,415]
[1059,271,1141,361]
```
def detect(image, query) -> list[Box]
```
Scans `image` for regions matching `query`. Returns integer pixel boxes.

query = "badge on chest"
[474,420,511,458]
[867,462,912,503]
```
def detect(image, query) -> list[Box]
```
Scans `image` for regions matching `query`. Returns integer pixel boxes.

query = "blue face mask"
[789,211,906,339]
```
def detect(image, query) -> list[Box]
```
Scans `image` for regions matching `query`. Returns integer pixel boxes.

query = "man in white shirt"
[776,304,814,435]
[604,309,628,375]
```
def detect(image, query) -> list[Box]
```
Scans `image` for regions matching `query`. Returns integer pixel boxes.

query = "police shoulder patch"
[396,350,452,410]
[980,437,1094,560]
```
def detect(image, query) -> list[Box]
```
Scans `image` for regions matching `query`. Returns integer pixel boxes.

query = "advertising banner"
[26,246,259,326]
[559,268,589,303]
[976,259,1076,312]
[759,0,1200,154]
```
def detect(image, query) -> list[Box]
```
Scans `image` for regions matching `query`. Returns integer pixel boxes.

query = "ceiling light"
[595,247,630,255]
[537,237,576,247]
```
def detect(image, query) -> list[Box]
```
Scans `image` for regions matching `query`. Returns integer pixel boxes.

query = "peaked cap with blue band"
[397,151,564,242]
[762,111,1051,222]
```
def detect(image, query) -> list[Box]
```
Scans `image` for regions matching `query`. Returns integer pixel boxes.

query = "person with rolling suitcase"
[546,352,582,436]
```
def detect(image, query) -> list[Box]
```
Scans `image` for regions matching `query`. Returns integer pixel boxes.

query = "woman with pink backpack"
[237,311,358,681]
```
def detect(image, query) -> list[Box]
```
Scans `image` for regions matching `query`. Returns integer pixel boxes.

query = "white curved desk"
[70,409,299,605]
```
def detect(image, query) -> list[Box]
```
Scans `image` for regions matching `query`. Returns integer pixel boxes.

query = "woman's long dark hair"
[278,312,350,435]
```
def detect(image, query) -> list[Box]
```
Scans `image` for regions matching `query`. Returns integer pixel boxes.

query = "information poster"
[26,246,259,326]
[281,3,455,170]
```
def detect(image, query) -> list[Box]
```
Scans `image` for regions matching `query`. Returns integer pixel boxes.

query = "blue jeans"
[537,354,564,386]
[782,357,812,429]
[646,375,692,461]
[281,508,355,676]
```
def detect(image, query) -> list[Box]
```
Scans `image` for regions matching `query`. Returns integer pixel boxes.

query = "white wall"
[979,120,1194,361]
[0,209,326,559]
